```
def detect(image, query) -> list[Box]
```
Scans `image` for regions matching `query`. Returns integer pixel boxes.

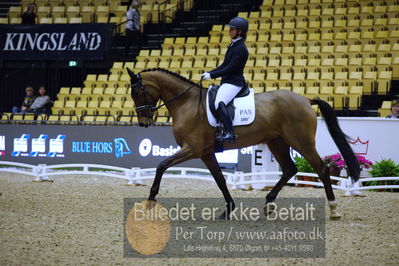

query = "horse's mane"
[139,68,201,88]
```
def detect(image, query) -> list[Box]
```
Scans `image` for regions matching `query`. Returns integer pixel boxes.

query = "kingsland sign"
[3,32,101,51]
[0,24,112,60]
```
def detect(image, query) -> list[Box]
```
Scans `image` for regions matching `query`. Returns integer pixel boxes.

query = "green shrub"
[367,159,399,190]
[294,156,316,173]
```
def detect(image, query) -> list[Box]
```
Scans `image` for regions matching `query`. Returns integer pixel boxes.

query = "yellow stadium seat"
[349,69,363,80]
[66,6,80,19]
[47,115,60,123]
[292,84,305,96]
[116,87,128,95]
[81,6,94,23]
[58,87,70,95]
[54,17,67,24]
[37,6,51,20]
[266,69,279,81]
[279,69,292,81]
[335,55,349,66]
[69,17,82,24]
[308,55,321,66]
[0,18,8,24]
[52,6,65,17]
[81,89,94,98]
[39,17,52,24]
[8,6,21,19]
[321,68,334,80]
[113,5,127,18]
[91,87,103,95]
[69,87,81,95]
[48,0,63,8]
[169,59,181,69]
[96,5,109,17]
[97,16,108,23]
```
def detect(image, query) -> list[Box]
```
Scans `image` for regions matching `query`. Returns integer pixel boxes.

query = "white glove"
[201,72,211,80]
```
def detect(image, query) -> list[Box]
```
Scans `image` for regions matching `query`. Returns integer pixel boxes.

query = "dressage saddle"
[208,82,250,121]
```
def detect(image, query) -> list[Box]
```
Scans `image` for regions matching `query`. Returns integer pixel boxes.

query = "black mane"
[139,68,201,88]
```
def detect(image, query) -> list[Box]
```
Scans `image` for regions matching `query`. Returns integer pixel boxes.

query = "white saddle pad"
[206,87,256,127]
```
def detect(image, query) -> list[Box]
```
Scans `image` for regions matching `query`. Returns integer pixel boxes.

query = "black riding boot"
[216,102,235,143]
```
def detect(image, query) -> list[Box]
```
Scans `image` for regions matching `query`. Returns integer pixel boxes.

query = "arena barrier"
[1,161,398,196]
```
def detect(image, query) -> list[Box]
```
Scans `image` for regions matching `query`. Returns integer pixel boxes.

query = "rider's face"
[229,27,238,39]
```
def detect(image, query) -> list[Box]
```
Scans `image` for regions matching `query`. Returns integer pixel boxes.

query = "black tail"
[310,99,360,182]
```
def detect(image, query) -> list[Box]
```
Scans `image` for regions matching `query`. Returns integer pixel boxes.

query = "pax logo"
[0,135,5,156]
[239,109,252,116]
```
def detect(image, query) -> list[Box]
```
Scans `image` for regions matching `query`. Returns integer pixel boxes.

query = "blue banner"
[0,125,252,172]
[0,23,113,60]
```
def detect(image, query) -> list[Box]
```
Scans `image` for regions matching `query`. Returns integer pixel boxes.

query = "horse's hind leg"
[298,146,341,220]
[264,138,298,215]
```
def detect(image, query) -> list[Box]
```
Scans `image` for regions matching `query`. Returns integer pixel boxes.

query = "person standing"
[125,1,142,55]
[21,4,36,25]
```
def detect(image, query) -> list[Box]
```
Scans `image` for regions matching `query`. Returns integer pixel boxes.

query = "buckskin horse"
[126,68,360,220]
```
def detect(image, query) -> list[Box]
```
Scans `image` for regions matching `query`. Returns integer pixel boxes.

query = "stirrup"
[215,131,235,143]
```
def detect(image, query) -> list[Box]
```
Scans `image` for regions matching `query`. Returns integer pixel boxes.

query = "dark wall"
[0,61,111,112]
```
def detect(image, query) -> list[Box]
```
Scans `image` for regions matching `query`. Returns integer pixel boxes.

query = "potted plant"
[323,153,345,177]
[294,156,316,187]
[355,155,373,171]
[368,159,399,192]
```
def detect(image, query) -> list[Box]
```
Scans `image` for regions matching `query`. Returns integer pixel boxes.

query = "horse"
[126,67,360,220]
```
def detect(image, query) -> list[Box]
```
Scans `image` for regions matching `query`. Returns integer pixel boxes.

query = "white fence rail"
[1,161,398,195]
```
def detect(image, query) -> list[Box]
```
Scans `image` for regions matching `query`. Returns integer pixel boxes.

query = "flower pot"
[296,175,316,187]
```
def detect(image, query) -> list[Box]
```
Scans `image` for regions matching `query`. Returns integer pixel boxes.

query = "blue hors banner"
[0,125,252,172]
[0,24,113,60]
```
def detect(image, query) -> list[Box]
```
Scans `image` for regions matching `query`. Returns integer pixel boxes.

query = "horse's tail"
[310,99,360,182]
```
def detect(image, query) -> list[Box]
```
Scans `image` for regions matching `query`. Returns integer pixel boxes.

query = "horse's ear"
[126,68,135,79]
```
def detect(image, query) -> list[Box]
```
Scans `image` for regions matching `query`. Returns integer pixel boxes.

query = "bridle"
[131,73,205,120]
[131,73,158,119]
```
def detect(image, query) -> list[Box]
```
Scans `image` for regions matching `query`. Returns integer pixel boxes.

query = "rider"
[202,17,249,143]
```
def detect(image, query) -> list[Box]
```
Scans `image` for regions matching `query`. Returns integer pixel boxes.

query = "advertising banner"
[0,125,252,171]
[251,117,399,174]
[0,24,113,60]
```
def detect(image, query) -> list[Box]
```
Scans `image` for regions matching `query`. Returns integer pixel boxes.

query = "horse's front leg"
[148,146,193,201]
[201,153,235,220]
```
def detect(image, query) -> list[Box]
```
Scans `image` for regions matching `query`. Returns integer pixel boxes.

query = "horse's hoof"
[330,213,341,220]
[217,211,230,221]
[144,199,157,210]
[264,202,276,216]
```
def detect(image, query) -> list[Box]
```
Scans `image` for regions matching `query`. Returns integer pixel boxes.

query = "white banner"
[316,117,399,164]
[251,117,399,175]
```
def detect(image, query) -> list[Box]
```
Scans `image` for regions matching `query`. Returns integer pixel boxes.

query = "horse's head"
[127,68,161,127]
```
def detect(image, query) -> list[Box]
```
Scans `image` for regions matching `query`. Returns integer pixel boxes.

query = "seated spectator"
[12,86,36,114]
[28,86,51,115]
[21,4,36,25]
[386,99,399,119]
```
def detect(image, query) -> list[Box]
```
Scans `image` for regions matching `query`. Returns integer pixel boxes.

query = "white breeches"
[214,83,242,110]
